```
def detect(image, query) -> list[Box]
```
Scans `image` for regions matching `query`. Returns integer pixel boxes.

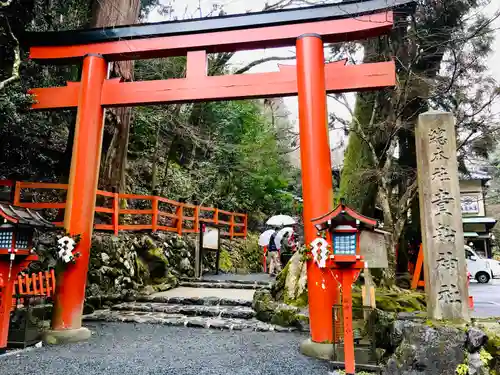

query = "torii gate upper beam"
[23,0,414,62]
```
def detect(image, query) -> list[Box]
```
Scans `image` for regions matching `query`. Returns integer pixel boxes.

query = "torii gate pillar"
[44,54,107,343]
[296,34,338,355]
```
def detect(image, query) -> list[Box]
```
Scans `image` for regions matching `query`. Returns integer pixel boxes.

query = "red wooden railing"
[0,180,247,239]
[14,269,56,297]
[10,269,56,311]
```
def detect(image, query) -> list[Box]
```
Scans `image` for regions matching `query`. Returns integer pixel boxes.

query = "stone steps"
[180,277,272,287]
[135,294,253,307]
[112,301,256,319]
[84,310,297,333]
[82,277,288,332]
[179,281,270,290]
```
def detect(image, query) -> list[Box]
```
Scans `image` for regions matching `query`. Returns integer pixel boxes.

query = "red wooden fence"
[14,269,56,297]
[0,180,247,239]
[10,269,56,311]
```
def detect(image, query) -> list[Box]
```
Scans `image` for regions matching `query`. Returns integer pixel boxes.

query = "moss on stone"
[270,306,300,326]
[285,290,308,308]
[271,251,308,307]
[218,248,233,272]
[135,256,150,281]
[147,247,169,265]
[481,326,500,374]
[351,289,426,313]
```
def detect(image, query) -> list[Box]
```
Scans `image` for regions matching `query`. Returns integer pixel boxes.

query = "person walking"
[268,228,281,276]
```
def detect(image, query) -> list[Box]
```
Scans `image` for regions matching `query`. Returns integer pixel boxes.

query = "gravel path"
[0,323,330,375]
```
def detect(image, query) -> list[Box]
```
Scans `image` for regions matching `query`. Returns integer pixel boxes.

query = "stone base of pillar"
[300,338,335,360]
[42,327,91,345]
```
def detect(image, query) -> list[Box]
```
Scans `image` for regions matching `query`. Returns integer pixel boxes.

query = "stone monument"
[416,111,470,321]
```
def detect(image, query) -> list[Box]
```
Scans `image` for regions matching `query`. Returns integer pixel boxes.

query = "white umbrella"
[266,214,296,227]
[275,227,294,249]
[258,229,276,246]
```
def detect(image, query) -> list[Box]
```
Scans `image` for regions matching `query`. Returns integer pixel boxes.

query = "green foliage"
[339,90,388,216]
[239,233,263,273]
[0,1,299,226]
[456,363,469,375]
[129,71,299,221]
[218,248,233,272]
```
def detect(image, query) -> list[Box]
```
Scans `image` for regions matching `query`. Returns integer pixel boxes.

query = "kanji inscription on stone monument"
[432,166,450,182]
[416,111,470,321]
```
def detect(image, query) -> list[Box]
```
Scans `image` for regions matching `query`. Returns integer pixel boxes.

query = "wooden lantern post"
[311,200,378,375]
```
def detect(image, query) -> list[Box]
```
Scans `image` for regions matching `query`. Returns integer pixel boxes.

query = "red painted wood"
[31,61,396,109]
[51,55,108,332]
[296,34,338,344]
[29,12,393,62]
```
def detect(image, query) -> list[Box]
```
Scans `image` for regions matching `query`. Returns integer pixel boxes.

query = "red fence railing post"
[13,181,21,206]
[194,206,199,233]
[176,204,184,235]
[243,214,248,238]
[214,208,219,225]
[152,196,159,233]
[113,192,119,236]
[229,214,234,240]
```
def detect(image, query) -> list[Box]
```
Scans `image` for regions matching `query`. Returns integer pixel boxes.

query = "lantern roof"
[311,199,378,231]
[0,203,54,229]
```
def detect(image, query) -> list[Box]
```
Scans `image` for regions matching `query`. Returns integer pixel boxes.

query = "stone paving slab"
[84,309,296,333]
[153,287,256,302]
[182,276,272,286]
[136,294,253,307]
[201,272,273,283]
[112,302,256,319]
[180,281,270,290]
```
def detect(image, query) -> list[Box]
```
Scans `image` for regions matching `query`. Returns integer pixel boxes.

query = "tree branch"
[0,16,20,92]
[332,93,382,167]
[233,55,296,75]
[393,179,418,239]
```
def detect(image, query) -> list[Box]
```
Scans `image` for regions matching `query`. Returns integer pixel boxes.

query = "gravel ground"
[0,323,331,375]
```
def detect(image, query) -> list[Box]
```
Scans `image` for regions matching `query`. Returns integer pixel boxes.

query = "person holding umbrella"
[268,228,281,276]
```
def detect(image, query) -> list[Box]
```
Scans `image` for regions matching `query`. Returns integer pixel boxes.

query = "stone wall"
[32,231,262,297]
[371,310,500,375]
[268,251,426,312]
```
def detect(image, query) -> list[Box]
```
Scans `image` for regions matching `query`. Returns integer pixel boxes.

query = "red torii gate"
[22,0,410,355]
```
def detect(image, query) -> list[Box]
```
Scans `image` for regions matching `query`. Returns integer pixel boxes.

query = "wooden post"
[416,111,469,321]
[13,182,21,206]
[341,270,355,375]
[362,267,376,320]
[194,206,200,234]
[51,54,107,333]
[214,208,219,225]
[243,214,248,238]
[194,232,201,279]
[112,192,119,236]
[296,33,337,343]
[152,197,159,233]
[229,215,234,240]
[176,204,183,235]
[411,243,424,290]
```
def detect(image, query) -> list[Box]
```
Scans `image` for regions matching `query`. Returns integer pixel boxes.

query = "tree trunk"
[91,0,141,192]
[151,121,161,194]
[160,136,179,197]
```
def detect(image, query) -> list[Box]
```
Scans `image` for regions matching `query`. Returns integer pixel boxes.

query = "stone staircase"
[84,277,297,332]
[178,277,273,290]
